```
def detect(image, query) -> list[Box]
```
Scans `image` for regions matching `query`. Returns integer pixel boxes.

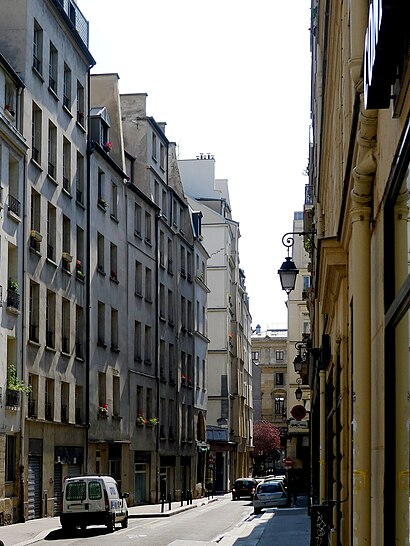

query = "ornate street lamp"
[293,341,307,374]
[277,231,315,295]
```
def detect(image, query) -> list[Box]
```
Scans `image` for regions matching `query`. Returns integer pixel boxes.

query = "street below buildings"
[0,493,310,546]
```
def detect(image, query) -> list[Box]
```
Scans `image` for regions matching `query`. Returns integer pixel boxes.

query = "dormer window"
[90,106,111,151]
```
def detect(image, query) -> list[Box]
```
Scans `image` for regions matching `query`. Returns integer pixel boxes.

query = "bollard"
[161,496,165,513]
[168,493,172,510]
[181,490,185,507]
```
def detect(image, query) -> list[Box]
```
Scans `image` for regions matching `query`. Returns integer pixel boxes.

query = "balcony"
[8,194,21,218]
[54,0,89,48]
[6,389,20,408]
[6,288,20,312]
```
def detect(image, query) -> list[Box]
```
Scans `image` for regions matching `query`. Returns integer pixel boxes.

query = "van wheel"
[106,515,115,533]
[121,516,128,528]
[62,523,75,535]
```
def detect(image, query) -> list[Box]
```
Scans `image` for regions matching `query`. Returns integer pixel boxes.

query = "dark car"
[231,478,257,500]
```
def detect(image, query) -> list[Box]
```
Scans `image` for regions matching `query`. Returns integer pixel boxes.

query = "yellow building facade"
[308,1,409,544]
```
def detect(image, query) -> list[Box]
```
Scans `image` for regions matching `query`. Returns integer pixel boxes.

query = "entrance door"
[28,456,42,519]
[134,464,147,503]
[53,463,62,515]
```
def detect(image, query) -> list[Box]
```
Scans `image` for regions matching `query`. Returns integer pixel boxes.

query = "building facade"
[306,1,410,544]
[251,326,288,473]
[178,156,253,492]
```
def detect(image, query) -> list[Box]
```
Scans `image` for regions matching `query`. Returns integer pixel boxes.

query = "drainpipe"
[393,187,409,545]
[319,369,326,504]
[350,104,377,545]
[84,65,93,473]
[155,210,160,503]
[348,0,368,92]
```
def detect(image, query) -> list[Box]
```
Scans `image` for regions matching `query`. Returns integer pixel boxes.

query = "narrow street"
[0,494,310,546]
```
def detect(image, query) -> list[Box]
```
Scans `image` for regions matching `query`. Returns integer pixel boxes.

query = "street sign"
[290,404,307,421]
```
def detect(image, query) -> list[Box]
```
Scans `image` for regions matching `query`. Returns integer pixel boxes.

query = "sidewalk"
[0,494,221,546]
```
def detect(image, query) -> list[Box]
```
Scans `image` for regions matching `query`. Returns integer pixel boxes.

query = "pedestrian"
[286,468,298,507]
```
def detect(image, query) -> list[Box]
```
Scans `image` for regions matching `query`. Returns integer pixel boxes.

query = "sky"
[79,0,312,330]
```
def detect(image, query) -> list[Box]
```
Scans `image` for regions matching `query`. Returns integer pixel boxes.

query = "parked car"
[253,479,289,513]
[231,478,258,500]
[60,475,129,533]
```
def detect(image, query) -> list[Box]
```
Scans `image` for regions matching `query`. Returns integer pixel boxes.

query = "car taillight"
[232,488,237,492]
[104,489,109,511]
[252,487,255,494]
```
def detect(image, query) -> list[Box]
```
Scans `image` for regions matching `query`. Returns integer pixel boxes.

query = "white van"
[60,475,129,533]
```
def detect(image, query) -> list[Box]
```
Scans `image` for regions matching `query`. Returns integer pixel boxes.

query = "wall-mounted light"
[277,231,315,295]
[295,377,303,401]
[293,341,307,374]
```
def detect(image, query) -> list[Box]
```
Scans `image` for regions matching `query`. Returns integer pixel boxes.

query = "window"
[76,152,84,205]
[146,387,152,419]
[160,340,166,380]
[97,232,104,273]
[275,373,284,386]
[144,325,152,363]
[5,436,16,482]
[28,374,38,418]
[161,189,167,217]
[76,80,85,125]
[48,42,58,93]
[134,321,141,361]
[75,385,83,424]
[111,307,118,351]
[110,243,117,281]
[45,378,54,421]
[33,20,43,73]
[160,142,165,170]
[135,260,142,296]
[187,252,192,280]
[151,132,157,160]
[97,169,105,204]
[61,381,69,423]
[159,284,165,319]
[145,212,152,243]
[168,289,174,324]
[111,182,118,219]
[134,204,142,236]
[75,305,84,359]
[167,238,173,273]
[180,245,186,276]
[30,190,41,252]
[97,301,106,346]
[145,267,152,301]
[48,121,57,179]
[113,376,120,416]
[31,102,42,164]
[274,397,285,415]
[159,231,165,267]
[276,351,284,361]
[63,137,71,193]
[252,351,259,362]
[47,203,56,261]
[76,226,84,274]
[62,215,71,270]
[61,297,70,353]
[181,296,186,331]
[63,63,71,110]
[98,372,106,405]
[46,290,56,348]
[29,282,39,342]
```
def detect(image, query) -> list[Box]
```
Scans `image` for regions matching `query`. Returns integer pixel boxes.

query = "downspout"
[155,210,160,503]
[393,186,409,546]
[84,65,93,472]
[19,143,28,523]
[350,104,377,546]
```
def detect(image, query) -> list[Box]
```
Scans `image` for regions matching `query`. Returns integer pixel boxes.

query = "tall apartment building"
[0,0,95,521]
[306,2,409,543]
[0,53,27,525]
[284,212,310,490]
[251,326,288,472]
[178,156,253,492]
[0,0,210,522]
